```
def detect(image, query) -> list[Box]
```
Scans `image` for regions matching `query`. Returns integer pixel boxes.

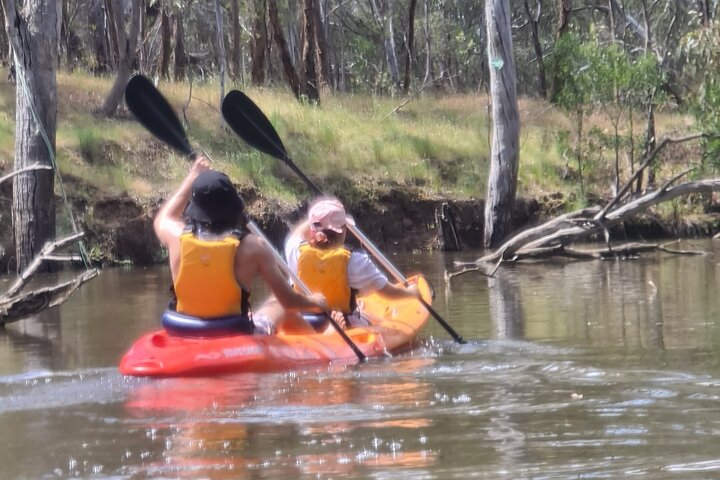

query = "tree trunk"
[250,0,267,85]
[101,0,142,117]
[375,0,400,92]
[268,0,301,98]
[310,0,331,88]
[0,4,6,64]
[230,0,241,81]
[214,0,226,111]
[173,12,186,81]
[523,0,547,98]
[103,0,119,69]
[2,0,59,272]
[484,0,520,248]
[423,0,432,84]
[89,0,108,73]
[301,0,320,103]
[403,0,417,94]
[159,7,171,80]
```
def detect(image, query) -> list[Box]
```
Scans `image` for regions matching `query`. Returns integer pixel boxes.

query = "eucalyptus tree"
[484,0,520,248]
[100,0,142,117]
[2,0,59,271]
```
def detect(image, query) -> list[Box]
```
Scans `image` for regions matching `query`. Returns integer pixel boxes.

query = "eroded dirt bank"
[1,179,719,270]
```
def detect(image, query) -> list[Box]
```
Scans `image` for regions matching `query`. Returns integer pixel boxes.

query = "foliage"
[682,20,720,172]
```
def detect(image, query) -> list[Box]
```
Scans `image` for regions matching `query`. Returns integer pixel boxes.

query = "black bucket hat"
[184,171,244,224]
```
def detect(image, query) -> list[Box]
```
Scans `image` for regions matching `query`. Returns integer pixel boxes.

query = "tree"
[213,0,226,110]
[173,9,186,81]
[100,0,142,117]
[230,0,242,81]
[2,0,59,271]
[268,0,300,97]
[250,0,267,85]
[484,0,520,248]
[301,0,320,103]
[159,6,172,80]
[403,0,418,94]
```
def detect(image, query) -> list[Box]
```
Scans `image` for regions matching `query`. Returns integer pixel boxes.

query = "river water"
[2,240,720,478]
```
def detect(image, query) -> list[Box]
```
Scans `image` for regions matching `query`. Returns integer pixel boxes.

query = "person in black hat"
[154,157,326,335]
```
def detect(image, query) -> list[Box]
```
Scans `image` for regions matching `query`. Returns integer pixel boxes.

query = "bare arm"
[377,282,420,299]
[153,157,211,246]
[251,237,327,312]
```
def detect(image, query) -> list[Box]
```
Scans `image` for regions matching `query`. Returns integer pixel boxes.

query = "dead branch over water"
[448,178,720,280]
[0,232,99,325]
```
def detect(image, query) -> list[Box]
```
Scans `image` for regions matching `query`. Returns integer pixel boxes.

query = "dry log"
[448,179,720,280]
[0,231,98,325]
[0,269,98,325]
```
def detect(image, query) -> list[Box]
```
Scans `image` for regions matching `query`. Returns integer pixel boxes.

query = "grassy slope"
[0,71,703,214]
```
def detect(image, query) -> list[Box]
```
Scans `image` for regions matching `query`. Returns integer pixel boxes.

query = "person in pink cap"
[284,196,419,331]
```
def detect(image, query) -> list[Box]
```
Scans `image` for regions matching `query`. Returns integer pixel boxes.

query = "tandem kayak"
[119,275,432,377]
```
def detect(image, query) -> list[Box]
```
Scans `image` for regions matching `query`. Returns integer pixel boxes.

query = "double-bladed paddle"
[221,90,466,344]
[124,75,368,361]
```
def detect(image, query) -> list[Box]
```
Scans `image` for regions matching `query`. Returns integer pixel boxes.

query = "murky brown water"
[2,240,720,478]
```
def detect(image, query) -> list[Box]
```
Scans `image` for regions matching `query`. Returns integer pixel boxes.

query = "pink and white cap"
[308,197,355,233]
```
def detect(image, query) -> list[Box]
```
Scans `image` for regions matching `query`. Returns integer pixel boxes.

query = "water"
[2,240,720,478]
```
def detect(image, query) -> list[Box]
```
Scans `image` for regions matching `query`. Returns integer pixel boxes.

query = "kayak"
[119,275,432,377]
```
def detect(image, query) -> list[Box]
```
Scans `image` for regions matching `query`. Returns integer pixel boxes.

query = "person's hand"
[406,283,420,298]
[330,310,348,329]
[308,292,327,312]
[188,155,211,179]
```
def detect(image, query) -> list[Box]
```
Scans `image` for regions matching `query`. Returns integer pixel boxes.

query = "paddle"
[221,91,467,344]
[124,75,367,361]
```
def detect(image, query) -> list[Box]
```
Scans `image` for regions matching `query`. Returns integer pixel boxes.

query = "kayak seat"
[162,309,254,337]
[302,313,329,332]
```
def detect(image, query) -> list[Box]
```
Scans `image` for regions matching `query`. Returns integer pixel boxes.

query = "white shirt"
[285,231,388,294]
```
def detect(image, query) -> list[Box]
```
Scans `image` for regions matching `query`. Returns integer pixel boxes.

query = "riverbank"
[0,71,717,268]
[27,176,718,267]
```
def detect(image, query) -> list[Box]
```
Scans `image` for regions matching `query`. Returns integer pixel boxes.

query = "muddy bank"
[1,183,719,269]
[62,186,720,266]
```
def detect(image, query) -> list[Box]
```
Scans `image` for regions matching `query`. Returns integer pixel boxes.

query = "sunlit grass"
[0,70,702,214]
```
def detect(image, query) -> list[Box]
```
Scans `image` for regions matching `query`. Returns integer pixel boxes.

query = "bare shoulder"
[238,233,271,258]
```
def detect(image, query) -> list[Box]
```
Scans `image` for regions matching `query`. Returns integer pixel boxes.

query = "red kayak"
[119,275,432,376]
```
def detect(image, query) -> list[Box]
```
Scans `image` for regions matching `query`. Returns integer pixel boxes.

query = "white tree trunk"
[2,0,59,271]
[214,0,226,110]
[484,0,520,248]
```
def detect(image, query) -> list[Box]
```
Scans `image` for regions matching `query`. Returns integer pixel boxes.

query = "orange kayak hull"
[119,275,431,377]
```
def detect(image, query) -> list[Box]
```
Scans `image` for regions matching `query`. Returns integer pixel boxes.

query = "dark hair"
[188,211,248,235]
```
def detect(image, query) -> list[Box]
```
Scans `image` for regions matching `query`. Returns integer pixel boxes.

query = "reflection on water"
[2,240,720,477]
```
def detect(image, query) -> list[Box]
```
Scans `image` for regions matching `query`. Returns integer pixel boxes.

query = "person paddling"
[284,197,419,331]
[153,157,326,335]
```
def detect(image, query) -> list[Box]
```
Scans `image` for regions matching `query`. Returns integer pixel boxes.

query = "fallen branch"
[0,269,99,325]
[515,241,704,261]
[383,74,446,120]
[5,231,86,298]
[0,231,98,324]
[0,163,53,186]
[452,179,720,277]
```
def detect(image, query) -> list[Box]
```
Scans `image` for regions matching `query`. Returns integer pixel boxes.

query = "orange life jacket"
[297,243,354,313]
[174,231,249,318]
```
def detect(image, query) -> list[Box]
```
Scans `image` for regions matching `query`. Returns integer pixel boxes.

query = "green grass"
[0,70,704,216]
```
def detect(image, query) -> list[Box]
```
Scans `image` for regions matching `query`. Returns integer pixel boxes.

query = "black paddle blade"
[125,74,193,157]
[222,90,288,162]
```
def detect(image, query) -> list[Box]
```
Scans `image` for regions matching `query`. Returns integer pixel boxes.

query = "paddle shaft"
[281,152,467,344]
[244,221,367,361]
